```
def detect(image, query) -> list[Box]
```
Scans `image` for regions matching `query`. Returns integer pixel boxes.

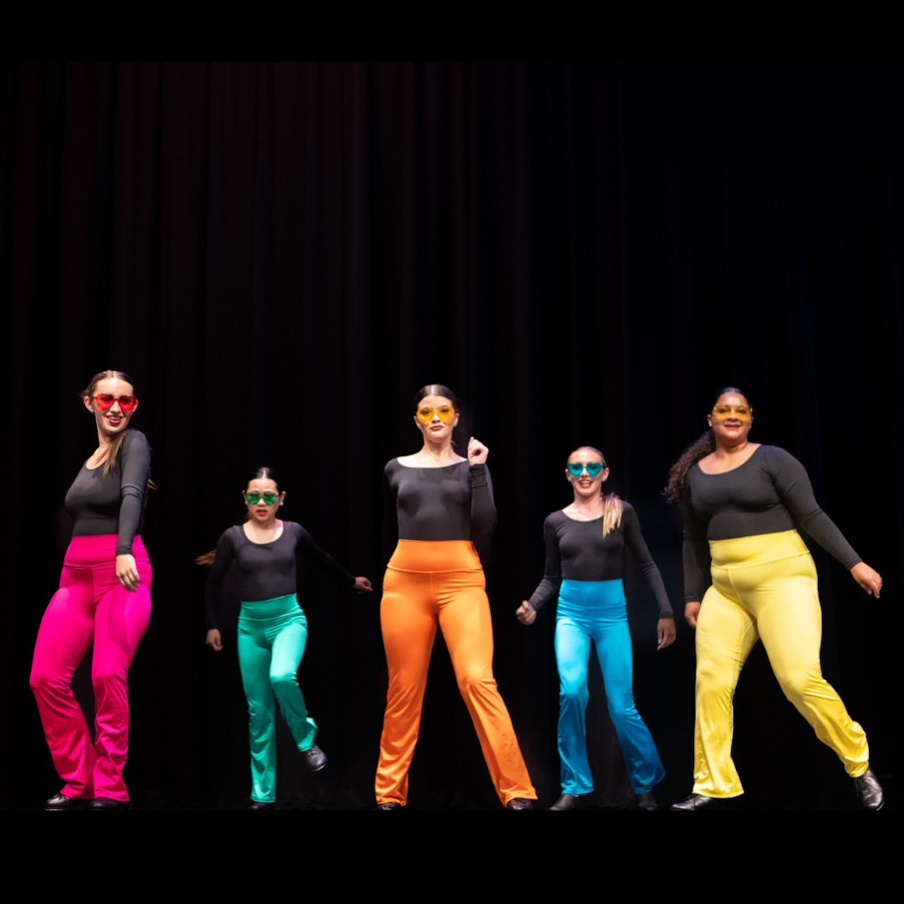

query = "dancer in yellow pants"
[696,531,868,797]
[375,385,536,810]
[666,388,885,810]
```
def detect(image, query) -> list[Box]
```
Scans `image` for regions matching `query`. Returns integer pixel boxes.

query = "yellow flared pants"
[693,531,869,798]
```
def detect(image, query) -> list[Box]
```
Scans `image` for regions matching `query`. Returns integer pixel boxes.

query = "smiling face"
[708,390,753,446]
[84,376,138,439]
[414,394,459,444]
[243,477,285,526]
[565,447,609,500]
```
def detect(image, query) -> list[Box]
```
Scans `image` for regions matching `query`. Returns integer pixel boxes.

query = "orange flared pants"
[376,540,536,806]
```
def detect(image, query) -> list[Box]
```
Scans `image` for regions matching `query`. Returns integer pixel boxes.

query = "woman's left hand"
[657,617,676,650]
[468,437,489,466]
[116,554,140,592]
[353,576,373,594]
[851,562,883,598]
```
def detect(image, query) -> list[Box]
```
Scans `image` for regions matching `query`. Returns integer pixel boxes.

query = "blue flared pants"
[556,579,665,795]
[238,594,318,804]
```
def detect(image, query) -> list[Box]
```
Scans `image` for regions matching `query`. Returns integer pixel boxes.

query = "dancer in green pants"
[203,468,372,808]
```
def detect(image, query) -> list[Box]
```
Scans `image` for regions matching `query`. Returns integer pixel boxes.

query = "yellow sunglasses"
[416,405,457,426]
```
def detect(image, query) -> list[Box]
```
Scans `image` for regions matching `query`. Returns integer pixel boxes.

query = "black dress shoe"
[636,792,659,811]
[506,798,535,810]
[670,793,723,811]
[249,801,275,811]
[376,802,403,810]
[301,744,327,771]
[853,768,885,811]
[90,797,129,811]
[44,792,88,811]
[549,794,583,811]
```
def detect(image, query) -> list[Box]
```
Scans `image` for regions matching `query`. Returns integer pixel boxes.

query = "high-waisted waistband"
[559,579,627,615]
[708,530,810,569]
[387,540,483,574]
[560,579,626,599]
[64,534,150,565]
[239,594,303,621]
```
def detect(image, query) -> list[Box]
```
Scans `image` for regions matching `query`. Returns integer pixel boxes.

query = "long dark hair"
[81,369,137,477]
[664,386,748,502]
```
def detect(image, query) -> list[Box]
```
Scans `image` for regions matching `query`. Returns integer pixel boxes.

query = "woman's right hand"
[515,601,536,625]
[206,629,223,652]
[684,602,701,629]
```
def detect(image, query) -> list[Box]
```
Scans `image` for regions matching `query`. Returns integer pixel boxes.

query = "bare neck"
[565,492,605,520]
[405,439,464,467]
[713,436,754,459]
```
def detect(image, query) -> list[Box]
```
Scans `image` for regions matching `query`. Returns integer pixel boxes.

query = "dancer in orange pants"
[375,385,536,809]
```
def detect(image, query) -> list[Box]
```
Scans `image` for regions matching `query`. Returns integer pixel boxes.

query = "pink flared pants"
[30,535,152,801]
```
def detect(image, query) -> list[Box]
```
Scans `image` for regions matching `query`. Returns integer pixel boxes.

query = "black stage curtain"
[1,61,901,810]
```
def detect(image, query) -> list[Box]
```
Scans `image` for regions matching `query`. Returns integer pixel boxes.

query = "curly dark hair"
[664,387,748,502]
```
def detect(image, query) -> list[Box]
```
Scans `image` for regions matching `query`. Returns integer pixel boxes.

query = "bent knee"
[606,699,640,723]
[30,671,67,694]
[457,671,497,698]
[270,672,300,692]
[695,663,737,693]
[92,671,128,694]
[559,680,590,706]
[777,666,824,703]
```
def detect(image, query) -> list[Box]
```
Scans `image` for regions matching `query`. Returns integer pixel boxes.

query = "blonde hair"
[81,369,136,477]
[569,446,623,538]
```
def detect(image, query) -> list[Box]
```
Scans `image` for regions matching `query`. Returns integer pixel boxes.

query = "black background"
[2,61,901,813]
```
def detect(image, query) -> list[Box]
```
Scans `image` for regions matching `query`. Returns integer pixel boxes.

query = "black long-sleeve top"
[382,460,496,549]
[64,429,150,555]
[682,445,861,602]
[204,521,355,629]
[528,505,674,617]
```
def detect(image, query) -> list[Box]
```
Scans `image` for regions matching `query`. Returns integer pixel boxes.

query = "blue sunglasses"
[568,462,605,478]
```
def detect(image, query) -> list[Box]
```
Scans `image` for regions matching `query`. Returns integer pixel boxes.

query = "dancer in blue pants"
[517,447,675,809]
[203,468,372,808]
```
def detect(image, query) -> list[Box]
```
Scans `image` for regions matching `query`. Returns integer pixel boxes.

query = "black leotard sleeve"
[65,430,150,555]
[204,521,355,630]
[528,514,563,612]
[528,504,673,617]
[382,459,497,548]
[682,445,861,602]
[622,506,674,618]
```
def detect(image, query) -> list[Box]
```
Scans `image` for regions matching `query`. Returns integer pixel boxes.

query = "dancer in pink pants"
[31,370,152,811]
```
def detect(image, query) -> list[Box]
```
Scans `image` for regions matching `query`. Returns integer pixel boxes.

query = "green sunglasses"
[245,492,280,506]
